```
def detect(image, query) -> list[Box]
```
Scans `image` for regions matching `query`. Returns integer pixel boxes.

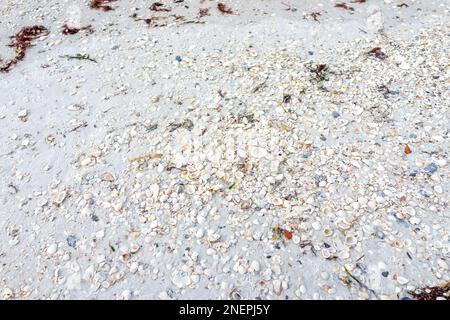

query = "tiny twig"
[61,53,97,63]
[344,265,380,299]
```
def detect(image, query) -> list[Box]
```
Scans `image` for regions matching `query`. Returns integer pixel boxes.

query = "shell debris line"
[0,0,449,300]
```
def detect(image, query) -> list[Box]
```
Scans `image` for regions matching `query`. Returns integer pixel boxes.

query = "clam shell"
[337,221,351,230]
[345,235,357,246]
[338,250,350,259]
[323,227,333,237]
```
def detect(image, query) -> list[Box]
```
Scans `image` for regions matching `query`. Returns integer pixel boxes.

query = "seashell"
[237,264,247,275]
[101,172,115,182]
[395,211,407,220]
[338,250,350,260]
[345,235,357,247]
[46,134,55,144]
[337,221,351,230]
[397,276,409,285]
[150,184,160,200]
[18,109,28,119]
[321,248,331,259]
[130,244,140,254]
[2,288,14,300]
[392,240,403,249]
[323,227,333,237]
[249,146,268,158]
[54,189,68,206]
[240,199,252,210]
[250,260,260,273]
[111,271,125,284]
[229,287,243,300]
[311,221,321,230]
[272,279,282,295]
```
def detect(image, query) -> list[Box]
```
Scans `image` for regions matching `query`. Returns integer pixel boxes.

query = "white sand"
[0,0,448,300]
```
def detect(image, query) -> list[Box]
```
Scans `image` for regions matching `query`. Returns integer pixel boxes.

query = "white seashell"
[249,146,268,158]
[172,274,191,289]
[195,228,204,238]
[338,250,350,260]
[311,221,321,230]
[272,279,282,295]
[2,288,14,300]
[130,244,140,253]
[237,265,247,275]
[95,229,105,240]
[81,158,92,166]
[345,235,357,247]
[337,221,351,230]
[111,271,125,283]
[55,190,68,205]
[250,260,260,273]
[150,220,158,229]
[409,217,421,225]
[80,206,92,216]
[437,260,448,270]
[150,184,160,200]
[130,262,139,274]
[323,227,333,237]
[18,109,28,118]
[83,265,96,281]
[190,274,200,284]
[321,248,331,259]
[46,243,58,255]
[271,264,281,275]
[66,273,81,290]
[120,290,132,300]
[101,172,115,182]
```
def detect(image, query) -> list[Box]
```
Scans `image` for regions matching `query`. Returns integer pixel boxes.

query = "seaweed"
[335,2,354,11]
[308,64,330,83]
[61,53,97,63]
[150,2,171,12]
[283,94,292,104]
[281,2,297,12]
[1,25,49,73]
[409,282,450,300]
[378,85,399,98]
[132,13,203,28]
[310,12,321,22]
[218,3,233,14]
[198,8,210,18]
[90,0,117,11]
[62,24,94,35]
[368,47,387,60]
